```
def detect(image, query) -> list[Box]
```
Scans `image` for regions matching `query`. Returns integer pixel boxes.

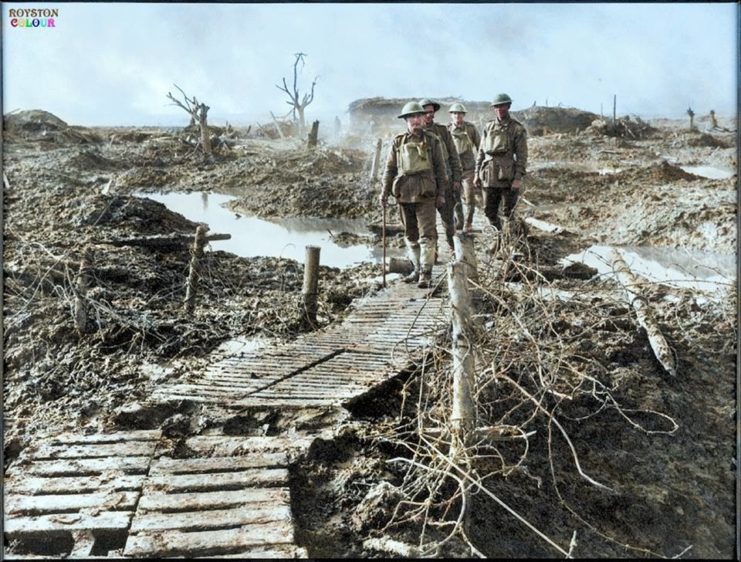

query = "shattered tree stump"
[73,247,94,334]
[307,120,319,148]
[610,249,677,377]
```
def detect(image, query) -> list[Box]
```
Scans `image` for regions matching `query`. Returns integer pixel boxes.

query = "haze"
[2,2,737,127]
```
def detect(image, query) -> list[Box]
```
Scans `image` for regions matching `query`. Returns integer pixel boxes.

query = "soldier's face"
[493,104,510,120]
[406,114,425,133]
[451,112,465,126]
[423,106,436,126]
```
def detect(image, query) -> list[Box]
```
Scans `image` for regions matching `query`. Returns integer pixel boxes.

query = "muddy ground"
[2,109,737,558]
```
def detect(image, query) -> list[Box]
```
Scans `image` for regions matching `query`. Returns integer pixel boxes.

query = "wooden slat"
[5,474,145,495]
[150,452,288,474]
[4,511,132,536]
[40,430,161,444]
[124,521,295,557]
[7,456,151,477]
[185,435,315,454]
[199,545,307,558]
[5,491,139,515]
[144,468,288,492]
[131,504,291,532]
[33,441,158,459]
[139,488,289,512]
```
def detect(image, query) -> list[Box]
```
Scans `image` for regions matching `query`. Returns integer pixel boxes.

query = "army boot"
[403,246,421,284]
[417,245,435,289]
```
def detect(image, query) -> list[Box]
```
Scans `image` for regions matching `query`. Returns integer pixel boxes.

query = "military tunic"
[474,115,528,230]
[381,130,447,260]
[449,120,483,228]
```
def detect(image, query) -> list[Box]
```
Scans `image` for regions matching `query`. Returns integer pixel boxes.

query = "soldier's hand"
[379,193,388,208]
[452,181,462,194]
[436,195,445,209]
[511,179,522,191]
[473,176,482,189]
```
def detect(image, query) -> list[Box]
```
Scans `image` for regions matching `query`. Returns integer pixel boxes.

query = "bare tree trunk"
[198,103,212,159]
[74,248,94,334]
[302,246,321,327]
[370,139,383,184]
[298,107,306,133]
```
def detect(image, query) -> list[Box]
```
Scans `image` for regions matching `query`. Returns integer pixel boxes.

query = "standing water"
[138,192,381,268]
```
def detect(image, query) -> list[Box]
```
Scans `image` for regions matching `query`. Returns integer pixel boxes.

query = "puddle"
[137,191,381,267]
[679,165,735,180]
[561,245,735,296]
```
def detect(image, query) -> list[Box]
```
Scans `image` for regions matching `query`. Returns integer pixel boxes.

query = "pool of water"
[679,165,735,180]
[138,191,381,268]
[561,245,735,296]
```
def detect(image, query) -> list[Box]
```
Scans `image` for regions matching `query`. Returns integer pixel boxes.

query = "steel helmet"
[398,101,427,119]
[491,93,513,107]
[448,103,467,113]
[418,98,441,112]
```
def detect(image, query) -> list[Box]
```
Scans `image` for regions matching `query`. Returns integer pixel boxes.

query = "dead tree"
[167,84,213,160]
[276,52,317,133]
[686,107,695,131]
[307,120,319,148]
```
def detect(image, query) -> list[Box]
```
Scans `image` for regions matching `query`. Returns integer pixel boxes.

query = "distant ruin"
[347,97,602,136]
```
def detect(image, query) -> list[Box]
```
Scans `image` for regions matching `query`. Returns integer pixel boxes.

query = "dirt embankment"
[2,109,737,558]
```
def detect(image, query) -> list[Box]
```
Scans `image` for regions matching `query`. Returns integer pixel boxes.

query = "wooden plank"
[40,430,161,444]
[150,452,289,474]
[34,441,158,459]
[131,504,291,532]
[7,456,151,477]
[139,488,289,512]
[233,398,338,408]
[185,435,315,454]
[197,544,308,558]
[4,511,132,536]
[5,491,139,515]
[5,474,145,495]
[144,468,288,492]
[124,521,295,557]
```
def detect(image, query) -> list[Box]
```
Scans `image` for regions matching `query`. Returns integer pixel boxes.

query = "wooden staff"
[382,204,387,288]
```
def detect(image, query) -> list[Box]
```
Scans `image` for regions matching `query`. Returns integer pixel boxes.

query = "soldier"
[419,99,463,260]
[379,101,447,289]
[474,93,528,236]
[447,103,482,233]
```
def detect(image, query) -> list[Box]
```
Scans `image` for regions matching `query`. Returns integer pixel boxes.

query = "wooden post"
[270,111,286,140]
[612,94,617,125]
[610,249,677,376]
[183,224,208,315]
[74,248,94,334]
[303,245,321,326]
[370,138,383,184]
[447,261,476,449]
[453,232,478,284]
[307,120,320,148]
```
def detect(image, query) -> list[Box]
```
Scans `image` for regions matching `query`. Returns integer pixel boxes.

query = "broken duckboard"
[123,435,308,558]
[153,268,448,407]
[4,431,162,557]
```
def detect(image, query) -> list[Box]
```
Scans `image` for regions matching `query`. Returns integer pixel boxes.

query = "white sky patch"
[2,2,737,126]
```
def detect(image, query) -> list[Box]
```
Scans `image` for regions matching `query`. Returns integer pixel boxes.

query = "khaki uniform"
[474,115,528,230]
[382,130,447,273]
[448,120,482,229]
[426,122,463,251]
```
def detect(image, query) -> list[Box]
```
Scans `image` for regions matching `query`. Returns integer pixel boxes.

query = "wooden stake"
[370,138,383,184]
[382,205,387,288]
[74,247,94,334]
[303,245,321,326]
[183,224,208,315]
[453,232,478,284]
[610,249,677,376]
[447,261,476,447]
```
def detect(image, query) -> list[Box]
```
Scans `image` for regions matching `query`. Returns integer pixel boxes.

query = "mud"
[2,109,736,558]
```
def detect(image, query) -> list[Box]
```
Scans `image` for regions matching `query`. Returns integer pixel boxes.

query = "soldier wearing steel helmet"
[447,102,482,232]
[419,99,463,260]
[379,101,447,289]
[474,93,528,236]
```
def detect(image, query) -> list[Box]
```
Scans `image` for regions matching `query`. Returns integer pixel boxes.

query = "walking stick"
[382,204,387,288]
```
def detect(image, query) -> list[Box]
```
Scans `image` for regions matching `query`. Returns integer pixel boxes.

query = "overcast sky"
[2,2,738,126]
